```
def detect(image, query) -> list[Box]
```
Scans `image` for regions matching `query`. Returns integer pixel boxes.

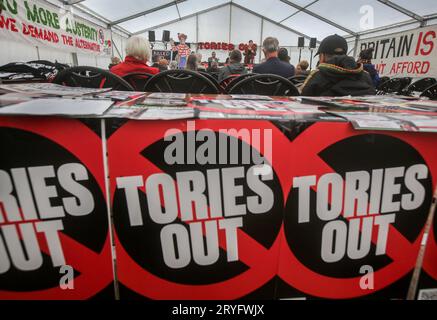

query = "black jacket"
[301,55,376,96]
[218,63,248,82]
[253,57,295,79]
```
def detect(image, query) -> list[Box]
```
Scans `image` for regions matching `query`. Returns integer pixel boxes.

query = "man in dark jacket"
[302,34,375,96]
[253,37,295,78]
[218,50,248,82]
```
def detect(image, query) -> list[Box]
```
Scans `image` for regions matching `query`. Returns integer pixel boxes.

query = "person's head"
[125,35,152,62]
[229,50,242,64]
[210,61,219,69]
[186,54,198,71]
[249,40,253,45]
[111,56,120,65]
[212,51,216,58]
[169,60,178,70]
[159,58,169,69]
[316,34,348,64]
[359,47,374,63]
[178,33,187,44]
[278,48,290,63]
[297,60,309,72]
[262,37,279,59]
[151,55,160,65]
[196,53,203,63]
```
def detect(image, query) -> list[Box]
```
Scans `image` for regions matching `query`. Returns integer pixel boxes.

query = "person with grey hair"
[253,37,295,78]
[110,35,159,77]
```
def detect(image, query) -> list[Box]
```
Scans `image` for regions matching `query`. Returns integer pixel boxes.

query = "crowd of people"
[109,33,379,96]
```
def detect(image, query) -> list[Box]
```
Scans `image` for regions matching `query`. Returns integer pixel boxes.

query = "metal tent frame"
[60,0,437,46]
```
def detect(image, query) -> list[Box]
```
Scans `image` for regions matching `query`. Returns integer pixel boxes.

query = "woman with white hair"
[110,35,159,77]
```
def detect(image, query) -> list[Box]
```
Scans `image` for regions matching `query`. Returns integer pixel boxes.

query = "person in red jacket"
[110,36,159,77]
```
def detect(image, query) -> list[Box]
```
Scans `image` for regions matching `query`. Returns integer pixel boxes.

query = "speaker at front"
[148,31,155,42]
[310,38,317,49]
[162,30,170,42]
[298,37,305,48]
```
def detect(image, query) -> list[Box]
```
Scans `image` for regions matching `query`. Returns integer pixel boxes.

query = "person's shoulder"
[301,70,322,93]
[146,66,160,74]
[253,62,266,71]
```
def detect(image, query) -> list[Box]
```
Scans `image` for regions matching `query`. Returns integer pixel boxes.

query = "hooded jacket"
[301,55,376,97]
[218,63,248,82]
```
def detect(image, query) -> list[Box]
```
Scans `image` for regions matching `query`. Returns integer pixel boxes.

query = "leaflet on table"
[137,107,196,120]
[104,105,196,120]
[138,99,188,106]
[0,83,112,96]
[147,92,187,100]
[329,111,437,132]
[0,92,49,107]
[0,98,113,116]
[197,111,292,120]
[229,94,273,100]
[408,100,437,109]
[103,107,145,119]
[92,91,146,101]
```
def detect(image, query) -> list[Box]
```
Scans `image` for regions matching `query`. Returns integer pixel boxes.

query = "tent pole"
[353,35,360,58]
[259,18,264,64]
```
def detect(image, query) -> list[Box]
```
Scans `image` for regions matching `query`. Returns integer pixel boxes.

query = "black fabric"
[253,57,295,79]
[218,63,248,82]
[301,55,375,97]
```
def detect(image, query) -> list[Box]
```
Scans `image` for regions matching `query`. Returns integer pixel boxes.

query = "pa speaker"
[148,31,155,42]
[162,30,170,42]
[298,37,305,48]
[310,38,317,49]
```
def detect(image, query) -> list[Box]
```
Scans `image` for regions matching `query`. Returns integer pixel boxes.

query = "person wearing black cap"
[301,34,375,96]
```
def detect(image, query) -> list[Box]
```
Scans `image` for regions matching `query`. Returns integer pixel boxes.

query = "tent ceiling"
[67,0,437,38]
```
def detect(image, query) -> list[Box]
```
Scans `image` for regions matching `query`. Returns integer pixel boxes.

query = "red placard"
[0,117,113,299]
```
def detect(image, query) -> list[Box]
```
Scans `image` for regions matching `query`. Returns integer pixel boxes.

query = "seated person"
[253,37,295,78]
[207,61,219,74]
[108,56,120,69]
[196,53,206,72]
[358,48,380,88]
[158,58,169,71]
[208,52,219,67]
[110,36,159,77]
[296,60,310,76]
[301,34,375,96]
[278,48,291,64]
[218,50,248,82]
[151,55,160,68]
[185,54,199,71]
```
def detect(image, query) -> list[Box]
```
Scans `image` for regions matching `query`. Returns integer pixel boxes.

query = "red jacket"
[110,56,159,77]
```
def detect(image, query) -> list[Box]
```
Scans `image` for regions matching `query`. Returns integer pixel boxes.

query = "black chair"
[377,77,411,95]
[0,62,47,80]
[122,72,154,91]
[420,83,437,100]
[198,71,222,93]
[144,70,219,94]
[53,66,134,91]
[377,76,390,90]
[289,75,308,85]
[222,73,256,93]
[228,74,299,96]
[403,77,437,96]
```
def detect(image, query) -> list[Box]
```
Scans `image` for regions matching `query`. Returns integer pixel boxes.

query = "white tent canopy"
[70,0,437,63]
[72,0,437,38]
